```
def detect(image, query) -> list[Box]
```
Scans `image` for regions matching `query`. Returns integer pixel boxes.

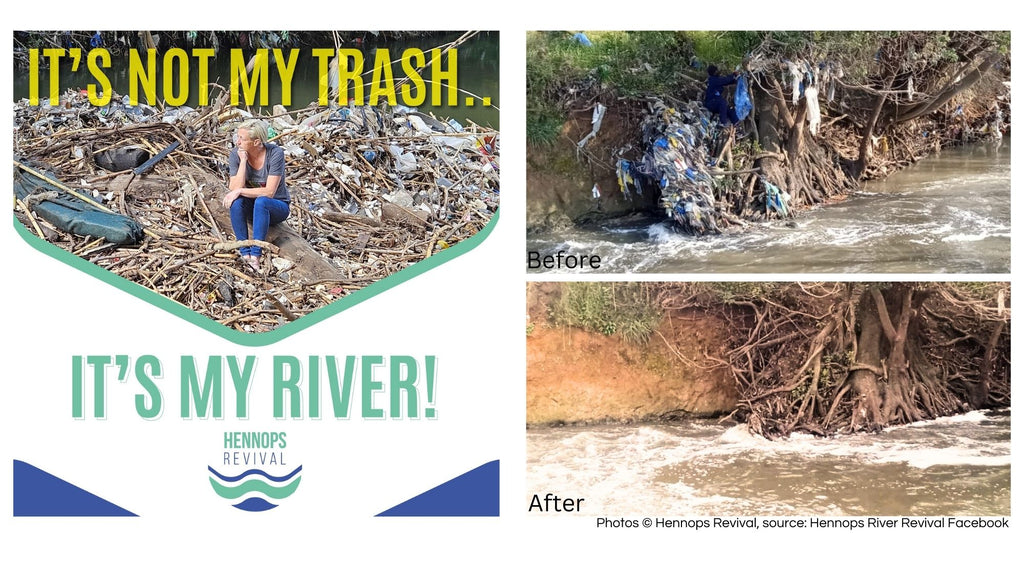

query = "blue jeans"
[229,196,290,257]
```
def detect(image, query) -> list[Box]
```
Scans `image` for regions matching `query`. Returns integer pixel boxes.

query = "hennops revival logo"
[209,431,301,512]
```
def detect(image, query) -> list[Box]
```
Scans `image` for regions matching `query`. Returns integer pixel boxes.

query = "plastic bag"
[577,103,606,148]
[388,144,418,174]
[572,32,592,47]
[805,85,821,136]
[787,61,803,105]
[734,74,753,122]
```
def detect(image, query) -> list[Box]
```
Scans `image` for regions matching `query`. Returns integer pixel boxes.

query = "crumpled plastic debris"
[632,100,721,234]
[805,85,821,136]
[572,32,592,47]
[389,144,418,173]
[14,87,500,254]
[735,74,753,122]
[763,179,790,217]
[577,103,606,149]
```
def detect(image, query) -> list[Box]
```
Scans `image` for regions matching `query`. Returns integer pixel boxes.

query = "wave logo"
[208,465,303,512]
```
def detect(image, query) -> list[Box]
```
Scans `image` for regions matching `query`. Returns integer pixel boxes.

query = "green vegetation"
[527,31,696,144]
[12,30,451,54]
[686,31,759,68]
[526,31,780,144]
[551,282,661,344]
[525,109,563,146]
[527,31,1011,145]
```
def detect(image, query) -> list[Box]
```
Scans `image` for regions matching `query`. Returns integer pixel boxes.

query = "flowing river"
[526,409,1009,516]
[527,140,1009,273]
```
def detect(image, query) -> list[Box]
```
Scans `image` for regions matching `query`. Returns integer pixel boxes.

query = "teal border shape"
[13,209,498,345]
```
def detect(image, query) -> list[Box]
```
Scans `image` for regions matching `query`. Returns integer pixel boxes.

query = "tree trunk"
[786,100,807,159]
[850,290,884,432]
[872,285,922,423]
[716,282,1009,438]
[974,319,1006,408]
[897,52,1002,122]
[856,75,895,178]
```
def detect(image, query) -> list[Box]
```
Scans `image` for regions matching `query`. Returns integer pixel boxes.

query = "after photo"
[526,282,1010,515]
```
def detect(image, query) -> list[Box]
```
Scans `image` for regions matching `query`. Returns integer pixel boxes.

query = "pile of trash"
[13,90,499,332]
[616,100,725,235]
[16,91,499,226]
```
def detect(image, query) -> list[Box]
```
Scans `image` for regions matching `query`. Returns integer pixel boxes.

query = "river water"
[526,409,1009,516]
[527,140,1009,273]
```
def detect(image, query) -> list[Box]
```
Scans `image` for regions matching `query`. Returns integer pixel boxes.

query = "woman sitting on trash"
[222,120,290,272]
[704,65,739,126]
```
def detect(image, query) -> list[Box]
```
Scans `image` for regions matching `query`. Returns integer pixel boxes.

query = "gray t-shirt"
[228,142,290,202]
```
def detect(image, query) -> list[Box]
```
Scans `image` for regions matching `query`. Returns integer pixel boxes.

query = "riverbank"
[526,31,1010,235]
[527,139,1010,273]
[526,282,737,426]
[527,282,1010,438]
[526,322,738,426]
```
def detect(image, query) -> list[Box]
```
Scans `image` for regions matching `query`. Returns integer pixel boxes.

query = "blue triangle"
[13,460,137,517]
[376,460,499,517]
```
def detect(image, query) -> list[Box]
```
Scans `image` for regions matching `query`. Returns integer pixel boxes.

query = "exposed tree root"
[656,282,1010,438]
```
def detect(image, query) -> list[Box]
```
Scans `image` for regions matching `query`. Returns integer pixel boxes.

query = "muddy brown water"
[526,409,1009,516]
[526,140,1009,273]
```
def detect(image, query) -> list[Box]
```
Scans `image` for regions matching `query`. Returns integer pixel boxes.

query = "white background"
[2,7,1018,561]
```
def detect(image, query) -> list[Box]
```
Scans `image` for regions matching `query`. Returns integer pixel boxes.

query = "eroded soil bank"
[526,107,657,232]
[526,284,737,425]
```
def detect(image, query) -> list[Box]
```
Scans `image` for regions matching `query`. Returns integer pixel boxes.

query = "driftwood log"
[190,169,345,282]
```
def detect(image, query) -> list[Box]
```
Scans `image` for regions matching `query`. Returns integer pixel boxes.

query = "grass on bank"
[527,31,696,144]
[551,282,661,345]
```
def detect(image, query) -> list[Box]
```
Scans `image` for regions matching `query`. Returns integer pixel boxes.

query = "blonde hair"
[239,120,270,145]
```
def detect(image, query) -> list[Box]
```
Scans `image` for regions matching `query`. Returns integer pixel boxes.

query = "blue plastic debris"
[735,74,753,121]
[764,180,789,217]
[572,32,593,47]
[626,100,723,234]
[617,160,642,199]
